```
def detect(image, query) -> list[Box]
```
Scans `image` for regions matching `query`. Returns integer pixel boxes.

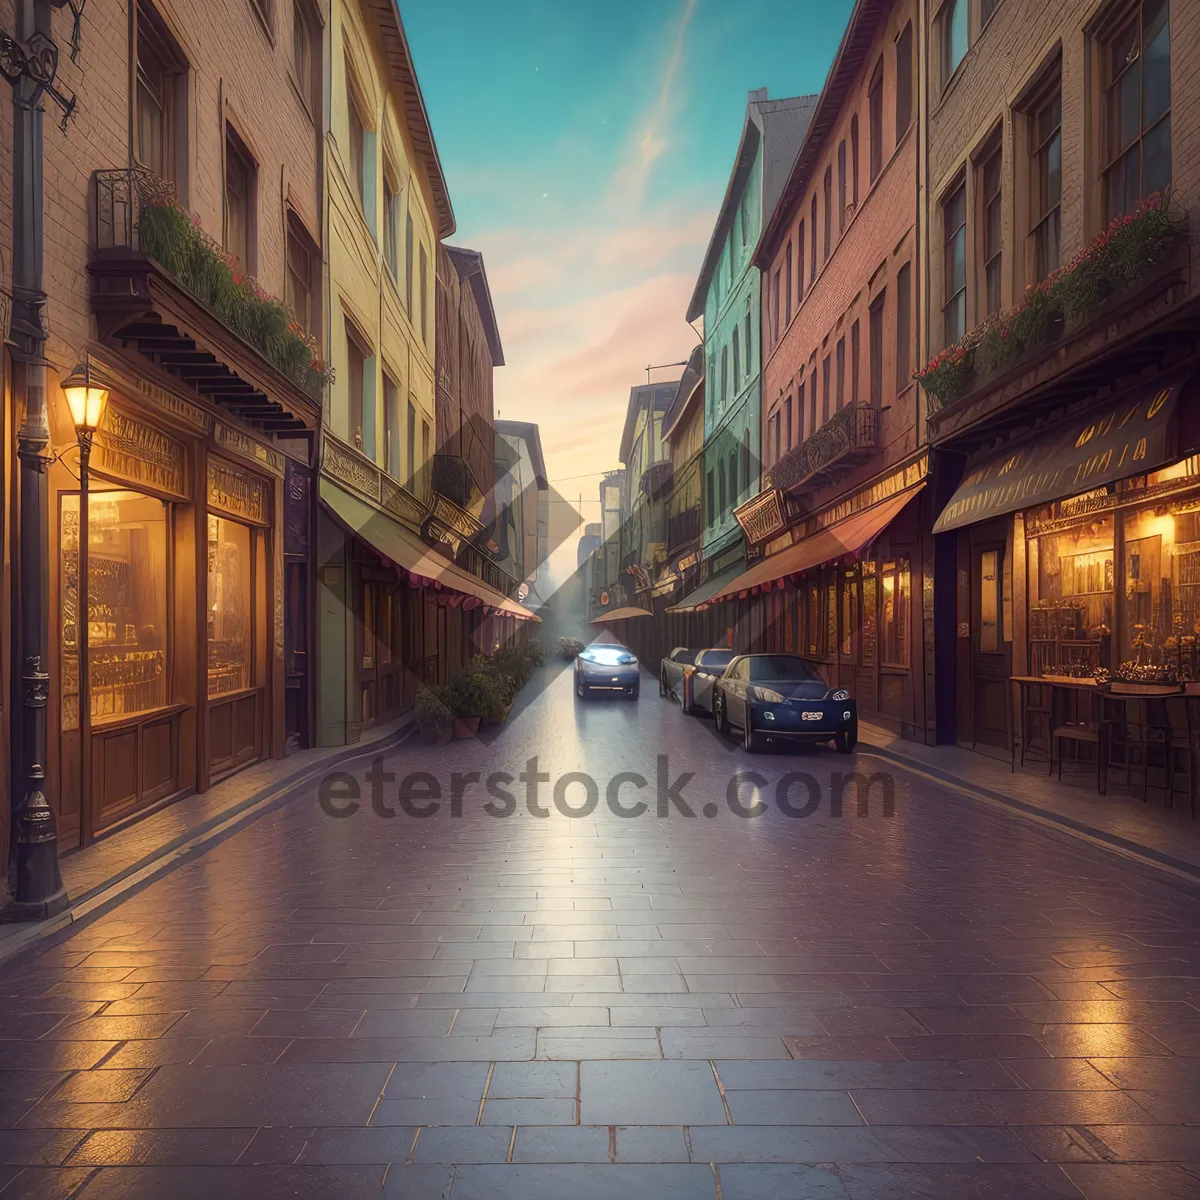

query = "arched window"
[728,449,738,504]
[732,327,741,390]
[717,458,727,516]
[742,428,751,492]
[721,346,729,406]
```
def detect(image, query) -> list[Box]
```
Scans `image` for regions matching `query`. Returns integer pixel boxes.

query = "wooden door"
[970,540,1012,750]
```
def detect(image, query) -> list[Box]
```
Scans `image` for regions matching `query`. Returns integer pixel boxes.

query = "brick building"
[2,0,326,854]
[688,0,933,741]
[922,0,1200,784]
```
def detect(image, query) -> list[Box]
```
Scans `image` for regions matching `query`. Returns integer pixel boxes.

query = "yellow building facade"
[316,0,458,745]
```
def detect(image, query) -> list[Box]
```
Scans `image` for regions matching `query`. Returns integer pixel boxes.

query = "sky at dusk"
[403,0,854,532]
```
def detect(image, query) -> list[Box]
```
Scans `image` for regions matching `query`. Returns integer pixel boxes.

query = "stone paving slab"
[0,669,1196,1197]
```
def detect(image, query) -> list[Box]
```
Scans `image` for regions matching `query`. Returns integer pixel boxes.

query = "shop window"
[1026,513,1114,677]
[979,548,1002,652]
[841,566,859,660]
[207,516,254,696]
[61,490,170,727]
[880,556,911,667]
[805,573,834,659]
[861,559,878,666]
[1120,496,1200,677]
[1102,0,1171,220]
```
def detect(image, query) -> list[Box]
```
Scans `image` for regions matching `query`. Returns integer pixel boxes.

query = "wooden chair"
[1051,721,1109,794]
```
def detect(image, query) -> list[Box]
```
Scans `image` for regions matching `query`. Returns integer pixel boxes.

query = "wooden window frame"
[1024,68,1062,283]
[135,2,187,192]
[223,123,257,274]
[285,210,319,337]
[941,179,968,347]
[976,129,1004,317]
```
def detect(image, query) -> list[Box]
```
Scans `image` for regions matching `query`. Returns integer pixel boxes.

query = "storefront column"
[316,510,353,746]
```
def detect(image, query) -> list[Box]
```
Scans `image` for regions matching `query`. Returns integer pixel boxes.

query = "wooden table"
[1010,676,1099,774]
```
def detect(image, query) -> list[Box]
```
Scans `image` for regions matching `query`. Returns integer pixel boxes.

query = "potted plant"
[414,684,454,746]
[446,662,507,737]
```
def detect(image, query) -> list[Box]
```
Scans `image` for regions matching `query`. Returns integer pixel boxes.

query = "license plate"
[801,711,823,721]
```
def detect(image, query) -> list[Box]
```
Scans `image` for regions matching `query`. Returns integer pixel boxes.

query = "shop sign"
[675,550,700,573]
[94,407,188,498]
[933,379,1180,534]
[208,458,269,525]
[214,421,285,477]
[810,454,928,534]
[734,489,785,546]
[284,462,310,555]
[91,360,212,434]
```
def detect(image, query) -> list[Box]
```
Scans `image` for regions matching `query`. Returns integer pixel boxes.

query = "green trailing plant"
[137,196,331,401]
[915,192,1184,409]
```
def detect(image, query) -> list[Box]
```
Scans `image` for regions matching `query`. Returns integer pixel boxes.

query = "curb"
[857,736,1200,887]
[0,719,417,969]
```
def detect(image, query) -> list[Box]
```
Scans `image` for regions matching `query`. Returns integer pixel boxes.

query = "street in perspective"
[1,0,1199,1197]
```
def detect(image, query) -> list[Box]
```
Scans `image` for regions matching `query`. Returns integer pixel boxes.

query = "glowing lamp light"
[62,360,110,434]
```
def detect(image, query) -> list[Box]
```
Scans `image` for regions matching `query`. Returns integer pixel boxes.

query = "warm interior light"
[62,361,110,434]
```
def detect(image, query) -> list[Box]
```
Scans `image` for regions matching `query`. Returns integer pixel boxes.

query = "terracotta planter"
[419,722,453,746]
[453,716,482,739]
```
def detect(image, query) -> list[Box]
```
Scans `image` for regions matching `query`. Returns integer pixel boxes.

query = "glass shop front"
[50,384,282,849]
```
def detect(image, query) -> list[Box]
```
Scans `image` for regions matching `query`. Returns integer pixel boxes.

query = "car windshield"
[697,649,733,668]
[671,648,695,664]
[748,655,822,682]
[581,645,634,665]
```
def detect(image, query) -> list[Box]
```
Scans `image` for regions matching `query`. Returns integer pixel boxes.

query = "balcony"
[88,168,324,435]
[639,459,673,501]
[920,196,1192,442]
[767,402,878,498]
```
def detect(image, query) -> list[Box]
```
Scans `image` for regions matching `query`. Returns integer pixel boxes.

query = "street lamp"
[63,357,108,850]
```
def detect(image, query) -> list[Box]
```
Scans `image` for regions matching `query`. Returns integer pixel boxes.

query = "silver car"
[658,647,695,700]
[679,648,735,715]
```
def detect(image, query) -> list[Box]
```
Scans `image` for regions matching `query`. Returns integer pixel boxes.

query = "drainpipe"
[6,0,67,915]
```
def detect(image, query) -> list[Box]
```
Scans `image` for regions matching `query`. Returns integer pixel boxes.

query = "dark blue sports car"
[712,654,856,753]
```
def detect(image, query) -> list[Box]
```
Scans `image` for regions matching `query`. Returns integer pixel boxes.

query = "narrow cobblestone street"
[1,661,1198,1198]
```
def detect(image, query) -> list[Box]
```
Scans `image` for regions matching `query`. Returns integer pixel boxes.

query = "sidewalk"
[0,715,414,965]
[859,718,1200,881]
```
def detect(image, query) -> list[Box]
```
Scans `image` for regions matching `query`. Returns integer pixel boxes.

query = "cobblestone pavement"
[1,663,1199,1198]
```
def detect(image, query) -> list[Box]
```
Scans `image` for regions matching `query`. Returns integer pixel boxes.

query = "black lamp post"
[62,357,109,850]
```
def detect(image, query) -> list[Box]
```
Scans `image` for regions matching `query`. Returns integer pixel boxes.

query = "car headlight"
[751,687,786,703]
[830,689,850,701]
[619,654,637,665]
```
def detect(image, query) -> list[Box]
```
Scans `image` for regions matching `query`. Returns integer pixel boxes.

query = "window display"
[880,556,910,666]
[207,515,253,696]
[861,560,878,666]
[61,490,169,726]
[1119,496,1200,682]
[841,566,858,659]
[1026,514,1114,678]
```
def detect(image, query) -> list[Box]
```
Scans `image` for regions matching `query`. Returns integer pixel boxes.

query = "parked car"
[711,654,857,753]
[575,643,640,700]
[659,647,695,699]
[679,648,735,715]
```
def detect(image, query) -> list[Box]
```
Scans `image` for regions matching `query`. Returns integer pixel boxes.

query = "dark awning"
[665,561,746,613]
[933,375,1183,534]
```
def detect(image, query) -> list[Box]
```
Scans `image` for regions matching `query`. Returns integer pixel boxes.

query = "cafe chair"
[1123,699,1192,810]
[1050,720,1109,795]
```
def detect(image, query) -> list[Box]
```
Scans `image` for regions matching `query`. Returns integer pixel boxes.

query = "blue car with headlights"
[575,643,640,700]
[711,654,857,753]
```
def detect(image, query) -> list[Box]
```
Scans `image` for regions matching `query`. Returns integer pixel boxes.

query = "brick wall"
[760,0,921,506]
[925,0,1200,364]
[0,0,322,381]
